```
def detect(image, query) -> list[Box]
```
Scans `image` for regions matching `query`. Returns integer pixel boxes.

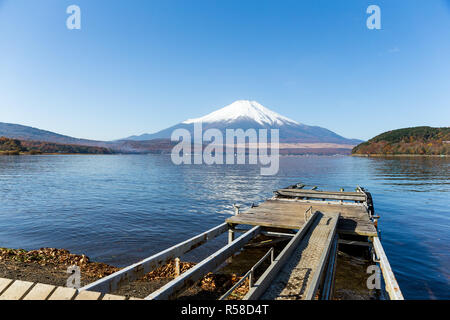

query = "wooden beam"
[243,212,319,300]
[80,222,229,293]
[234,229,295,238]
[321,235,338,300]
[372,237,404,300]
[146,226,262,300]
[338,239,372,247]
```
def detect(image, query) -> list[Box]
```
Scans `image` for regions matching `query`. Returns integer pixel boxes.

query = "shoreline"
[0,152,119,156]
[352,153,448,157]
[0,243,373,300]
[0,247,246,299]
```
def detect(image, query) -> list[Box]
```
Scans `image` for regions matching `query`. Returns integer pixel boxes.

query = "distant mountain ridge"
[0,136,113,155]
[0,122,173,153]
[0,100,362,154]
[125,100,362,145]
[0,122,107,147]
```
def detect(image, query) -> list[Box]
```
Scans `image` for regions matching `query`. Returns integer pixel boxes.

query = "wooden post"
[228,225,235,244]
[174,258,181,278]
[233,204,240,215]
[227,225,236,263]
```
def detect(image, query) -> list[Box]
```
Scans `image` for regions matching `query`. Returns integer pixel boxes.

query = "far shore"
[0,152,119,156]
[352,154,448,158]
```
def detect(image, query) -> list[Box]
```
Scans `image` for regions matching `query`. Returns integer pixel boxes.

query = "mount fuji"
[125,100,361,145]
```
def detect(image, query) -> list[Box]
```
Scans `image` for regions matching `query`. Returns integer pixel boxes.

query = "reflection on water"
[0,155,448,299]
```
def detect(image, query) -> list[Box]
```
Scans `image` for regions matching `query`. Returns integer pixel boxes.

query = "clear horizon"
[1,0,449,141]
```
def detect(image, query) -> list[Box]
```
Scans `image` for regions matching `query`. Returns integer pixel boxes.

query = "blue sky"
[0,0,449,141]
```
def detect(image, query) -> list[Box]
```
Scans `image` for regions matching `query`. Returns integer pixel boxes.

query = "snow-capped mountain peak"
[182,100,299,126]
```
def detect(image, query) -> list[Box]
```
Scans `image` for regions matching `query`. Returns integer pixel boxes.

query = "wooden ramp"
[0,278,141,300]
[243,212,340,300]
[261,212,339,300]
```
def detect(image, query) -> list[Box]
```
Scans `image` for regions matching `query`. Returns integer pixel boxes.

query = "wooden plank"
[229,214,375,236]
[278,189,365,197]
[229,200,369,221]
[102,293,127,300]
[0,278,13,295]
[231,220,301,230]
[337,219,378,237]
[244,212,319,300]
[74,290,102,300]
[372,237,404,300]
[80,222,229,293]
[304,213,339,300]
[47,287,77,300]
[0,280,34,300]
[146,226,262,300]
[23,283,56,300]
[276,189,366,201]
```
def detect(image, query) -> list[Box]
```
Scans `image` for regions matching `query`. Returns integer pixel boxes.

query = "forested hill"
[0,137,113,155]
[352,127,449,155]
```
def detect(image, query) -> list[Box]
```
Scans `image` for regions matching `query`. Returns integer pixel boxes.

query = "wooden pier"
[1,184,404,300]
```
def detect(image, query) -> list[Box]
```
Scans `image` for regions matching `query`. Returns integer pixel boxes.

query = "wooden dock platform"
[226,199,377,237]
[82,185,402,301]
[0,184,403,301]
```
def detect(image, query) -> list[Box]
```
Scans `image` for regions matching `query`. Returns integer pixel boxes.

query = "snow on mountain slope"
[182,100,299,126]
[123,100,362,145]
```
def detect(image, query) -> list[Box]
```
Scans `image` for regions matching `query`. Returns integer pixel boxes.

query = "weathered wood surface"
[321,234,338,300]
[275,189,366,201]
[260,212,340,300]
[226,199,377,236]
[244,212,319,300]
[0,278,13,295]
[372,237,404,300]
[102,293,127,300]
[22,283,55,300]
[0,280,34,300]
[46,287,78,300]
[0,278,140,300]
[74,290,102,300]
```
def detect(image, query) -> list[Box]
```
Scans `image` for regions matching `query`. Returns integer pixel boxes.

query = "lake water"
[0,155,448,299]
